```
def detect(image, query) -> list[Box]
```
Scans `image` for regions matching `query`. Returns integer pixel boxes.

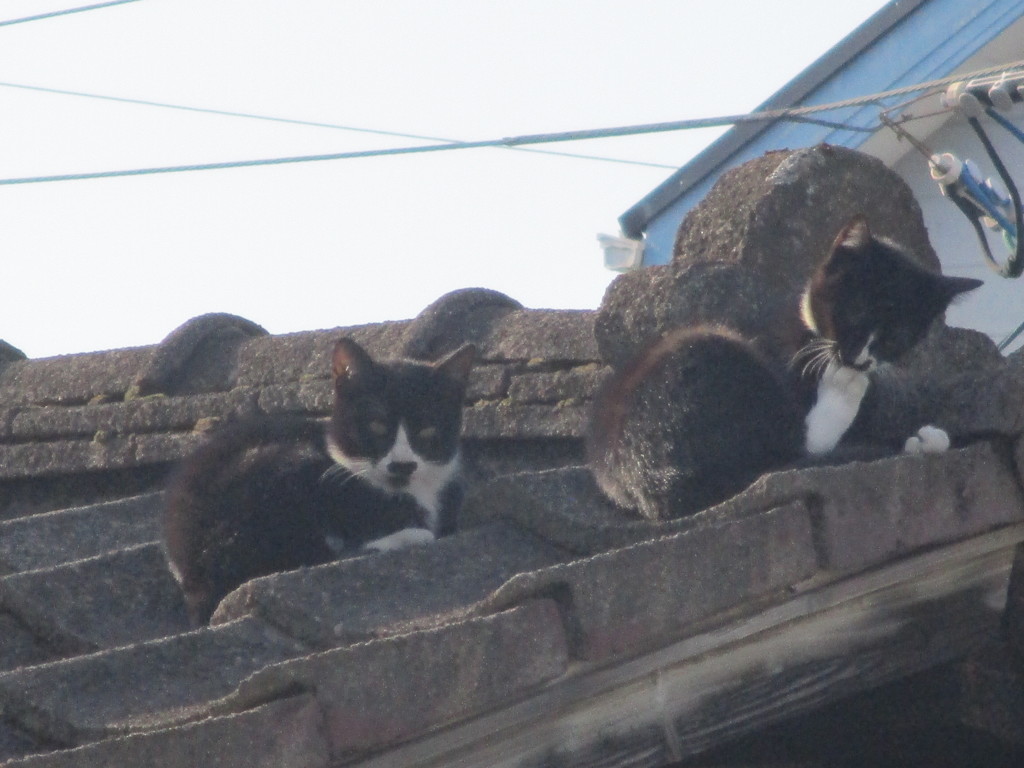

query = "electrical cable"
[0,0,142,28]
[1,59,1022,187]
[0,114,863,187]
[0,81,679,170]
[966,114,1024,278]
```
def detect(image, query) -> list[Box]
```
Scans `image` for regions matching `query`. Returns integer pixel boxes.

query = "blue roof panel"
[623,0,1024,265]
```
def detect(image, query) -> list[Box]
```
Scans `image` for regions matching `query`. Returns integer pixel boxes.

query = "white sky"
[0,0,890,359]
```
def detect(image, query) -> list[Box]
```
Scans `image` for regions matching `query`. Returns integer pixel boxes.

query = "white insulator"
[943,81,967,110]
[929,153,961,185]
[957,90,985,118]
[989,78,1015,111]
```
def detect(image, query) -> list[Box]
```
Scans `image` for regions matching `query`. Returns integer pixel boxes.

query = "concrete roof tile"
[0,720,42,765]
[481,309,599,362]
[232,323,410,389]
[130,313,268,398]
[0,613,60,673]
[213,523,568,647]
[462,466,685,556]
[0,493,163,574]
[219,601,567,763]
[7,391,257,443]
[0,433,202,481]
[484,501,818,662]
[0,229,1019,766]
[723,443,1024,574]
[0,544,188,653]
[0,348,154,407]
[0,695,328,768]
[0,618,307,747]
[506,364,605,405]
[255,381,332,416]
[463,401,585,440]
[465,363,510,401]
[399,287,523,361]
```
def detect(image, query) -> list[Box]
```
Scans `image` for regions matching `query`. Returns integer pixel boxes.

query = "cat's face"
[325,338,476,511]
[800,216,982,371]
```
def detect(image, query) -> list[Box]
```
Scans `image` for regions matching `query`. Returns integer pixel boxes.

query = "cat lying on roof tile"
[163,338,475,625]
[588,215,981,520]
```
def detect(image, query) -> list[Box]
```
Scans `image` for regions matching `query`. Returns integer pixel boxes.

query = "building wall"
[887,113,1024,352]
[626,3,1024,352]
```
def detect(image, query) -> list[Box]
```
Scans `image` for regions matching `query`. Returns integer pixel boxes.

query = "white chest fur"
[804,363,870,455]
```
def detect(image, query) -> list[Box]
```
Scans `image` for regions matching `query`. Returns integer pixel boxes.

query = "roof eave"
[618,0,927,239]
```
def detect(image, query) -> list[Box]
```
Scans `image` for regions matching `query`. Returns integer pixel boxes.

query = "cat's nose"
[387,461,417,481]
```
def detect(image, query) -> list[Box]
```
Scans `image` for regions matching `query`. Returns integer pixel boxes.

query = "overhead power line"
[1,59,1021,188]
[0,0,142,28]
[0,81,679,170]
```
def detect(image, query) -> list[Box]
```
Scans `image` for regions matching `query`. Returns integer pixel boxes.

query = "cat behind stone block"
[587,325,804,520]
[163,337,476,625]
[588,215,982,520]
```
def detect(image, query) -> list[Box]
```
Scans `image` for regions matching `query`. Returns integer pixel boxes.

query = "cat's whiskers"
[808,347,837,380]
[319,462,371,489]
[791,337,838,381]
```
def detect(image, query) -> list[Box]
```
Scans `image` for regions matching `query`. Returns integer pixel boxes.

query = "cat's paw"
[904,425,950,455]
[362,527,436,553]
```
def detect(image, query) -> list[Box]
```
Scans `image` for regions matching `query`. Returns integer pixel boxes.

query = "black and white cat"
[796,215,981,455]
[163,337,476,625]
[587,215,982,520]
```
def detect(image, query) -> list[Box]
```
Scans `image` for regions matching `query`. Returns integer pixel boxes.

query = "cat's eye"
[417,426,438,442]
[369,420,389,437]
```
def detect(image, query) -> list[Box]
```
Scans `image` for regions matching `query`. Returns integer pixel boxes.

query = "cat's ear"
[332,337,376,382]
[434,343,477,387]
[833,215,871,251]
[939,274,983,302]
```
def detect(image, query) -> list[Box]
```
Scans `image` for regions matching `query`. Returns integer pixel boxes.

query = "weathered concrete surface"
[0,612,60,673]
[0,695,328,768]
[463,401,586,440]
[0,493,163,575]
[484,502,818,662]
[461,465,686,555]
[0,347,154,408]
[0,619,307,745]
[213,523,568,647]
[729,442,1024,574]
[482,309,600,363]
[0,433,202,482]
[465,442,1024,573]
[220,601,568,763]
[400,287,523,360]
[131,313,268,398]
[0,544,189,652]
[232,322,411,389]
[6,391,257,443]
[0,341,26,370]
